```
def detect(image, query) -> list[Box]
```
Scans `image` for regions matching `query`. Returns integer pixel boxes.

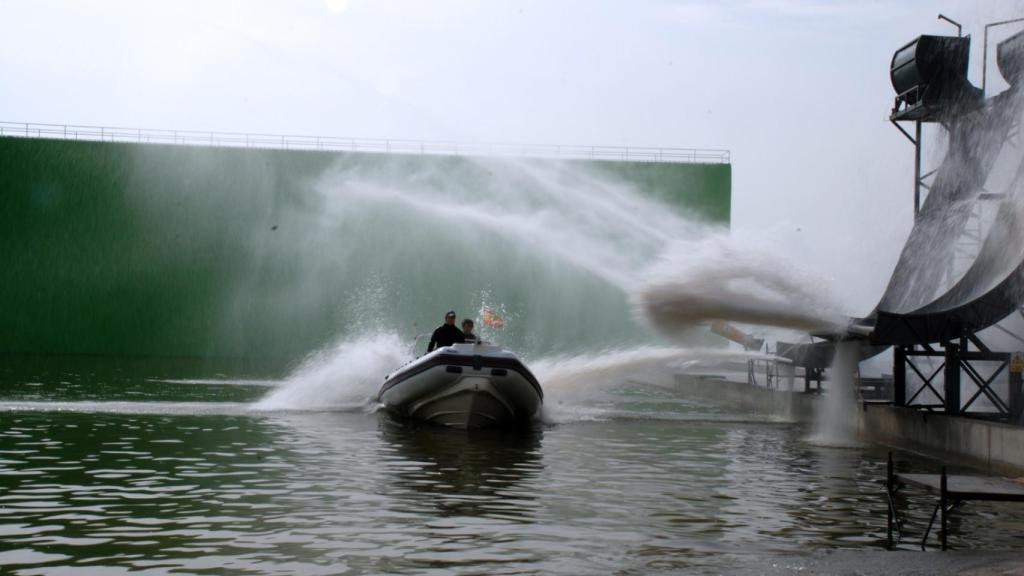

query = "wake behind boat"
[377,342,543,429]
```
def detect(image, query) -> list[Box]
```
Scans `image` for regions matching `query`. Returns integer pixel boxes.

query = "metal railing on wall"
[0,121,730,165]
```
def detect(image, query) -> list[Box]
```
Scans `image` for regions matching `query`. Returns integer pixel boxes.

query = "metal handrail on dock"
[0,121,730,165]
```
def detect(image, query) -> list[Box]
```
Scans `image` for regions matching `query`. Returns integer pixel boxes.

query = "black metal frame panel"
[892,336,1023,418]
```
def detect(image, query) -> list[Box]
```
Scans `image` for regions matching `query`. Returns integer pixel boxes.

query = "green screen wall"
[0,137,730,369]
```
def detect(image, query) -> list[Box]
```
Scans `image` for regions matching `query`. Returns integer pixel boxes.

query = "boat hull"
[378,344,543,429]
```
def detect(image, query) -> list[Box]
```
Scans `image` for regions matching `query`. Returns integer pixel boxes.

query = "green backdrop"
[0,137,730,371]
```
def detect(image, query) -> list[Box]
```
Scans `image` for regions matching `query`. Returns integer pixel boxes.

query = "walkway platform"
[885,452,1024,550]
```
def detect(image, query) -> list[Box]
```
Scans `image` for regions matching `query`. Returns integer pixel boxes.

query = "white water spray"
[250,156,867,417]
[534,345,789,424]
[318,158,693,286]
[633,232,850,335]
[253,333,410,412]
[805,341,861,448]
[293,155,859,356]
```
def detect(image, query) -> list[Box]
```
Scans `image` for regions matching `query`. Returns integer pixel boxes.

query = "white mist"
[253,333,410,412]
[806,340,861,448]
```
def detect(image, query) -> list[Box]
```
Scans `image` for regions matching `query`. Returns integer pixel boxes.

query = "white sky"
[2,0,1023,314]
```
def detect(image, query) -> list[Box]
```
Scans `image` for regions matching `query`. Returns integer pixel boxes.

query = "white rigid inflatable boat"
[377,342,543,429]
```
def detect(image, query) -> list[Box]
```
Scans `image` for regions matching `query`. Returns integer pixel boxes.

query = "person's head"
[444,310,456,325]
[461,319,474,333]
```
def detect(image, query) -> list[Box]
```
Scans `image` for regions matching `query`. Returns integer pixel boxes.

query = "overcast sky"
[2,0,1023,314]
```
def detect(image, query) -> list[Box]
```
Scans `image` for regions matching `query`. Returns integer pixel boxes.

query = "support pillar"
[894,346,907,406]
[914,121,922,219]
[940,466,948,551]
[1010,354,1023,422]
[887,452,894,544]
[944,342,961,415]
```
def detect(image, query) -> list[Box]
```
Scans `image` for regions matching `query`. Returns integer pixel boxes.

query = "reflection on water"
[0,354,278,403]
[378,416,544,521]
[1,358,1024,574]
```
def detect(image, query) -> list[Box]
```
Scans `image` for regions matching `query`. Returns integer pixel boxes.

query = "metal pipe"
[937,14,962,37]
[890,119,916,144]
[914,121,922,220]
[846,324,874,337]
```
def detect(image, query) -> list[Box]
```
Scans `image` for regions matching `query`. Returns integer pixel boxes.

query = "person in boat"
[426,310,465,353]
[461,318,477,343]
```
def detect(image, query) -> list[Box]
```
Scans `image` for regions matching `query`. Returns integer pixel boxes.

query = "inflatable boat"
[377,342,543,429]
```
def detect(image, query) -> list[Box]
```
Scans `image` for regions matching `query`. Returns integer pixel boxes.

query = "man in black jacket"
[427,310,465,353]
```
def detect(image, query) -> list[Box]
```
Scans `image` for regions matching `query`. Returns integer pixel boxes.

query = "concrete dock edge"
[675,374,1024,475]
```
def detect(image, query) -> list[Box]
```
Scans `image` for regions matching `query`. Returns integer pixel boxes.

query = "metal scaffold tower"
[887,18,1024,421]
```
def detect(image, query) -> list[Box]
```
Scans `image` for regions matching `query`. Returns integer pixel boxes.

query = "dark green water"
[2,355,1023,575]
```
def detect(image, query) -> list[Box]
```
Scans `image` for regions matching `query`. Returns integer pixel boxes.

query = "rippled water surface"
[2,356,1023,575]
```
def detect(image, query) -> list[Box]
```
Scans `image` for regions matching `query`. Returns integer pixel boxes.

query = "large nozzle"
[710,320,764,351]
[890,35,981,120]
